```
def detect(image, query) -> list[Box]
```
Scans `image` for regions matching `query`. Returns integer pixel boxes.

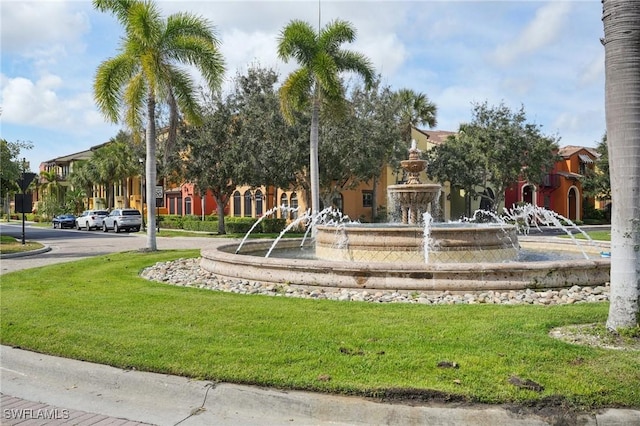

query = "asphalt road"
[0,222,221,275]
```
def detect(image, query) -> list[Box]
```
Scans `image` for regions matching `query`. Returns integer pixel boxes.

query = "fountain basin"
[315,223,519,263]
[200,237,611,292]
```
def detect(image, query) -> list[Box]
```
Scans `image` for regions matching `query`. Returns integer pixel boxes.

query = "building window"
[244,191,253,217]
[290,192,298,219]
[169,196,176,215]
[233,191,241,216]
[362,191,373,208]
[185,197,192,215]
[280,193,289,219]
[332,194,343,211]
[255,190,263,216]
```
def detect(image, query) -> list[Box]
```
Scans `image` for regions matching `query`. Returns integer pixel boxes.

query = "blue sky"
[1,0,605,171]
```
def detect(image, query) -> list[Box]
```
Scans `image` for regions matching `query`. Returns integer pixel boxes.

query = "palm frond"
[94,54,138,123]
[333,50,375,88]
[277,20,317,65]
[123,72,146,131]
[318,19,356,53]
[279,68,312,122]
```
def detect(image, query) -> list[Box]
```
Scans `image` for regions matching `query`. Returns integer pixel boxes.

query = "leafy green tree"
[582,134,610,202]
[602,0,640,330]
[277,19,375,214]
[428,101,559,212]
[176,92,240,234]
[318,77,402,219]
[229,65,308,207]
[94,0,225,250]
[1,139,33,200]
[426,134,484,217]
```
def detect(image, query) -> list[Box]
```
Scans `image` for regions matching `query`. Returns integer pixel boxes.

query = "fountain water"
[201,141,611,291]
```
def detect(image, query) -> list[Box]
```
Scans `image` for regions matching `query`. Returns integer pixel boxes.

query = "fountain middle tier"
[315,222,520,264]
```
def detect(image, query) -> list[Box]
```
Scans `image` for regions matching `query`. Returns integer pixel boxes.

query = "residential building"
[504,145,598,221]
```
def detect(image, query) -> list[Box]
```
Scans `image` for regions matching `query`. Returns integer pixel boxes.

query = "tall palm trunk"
[602,0,640,330]
[309,87,320,214]
[146,93,158,251]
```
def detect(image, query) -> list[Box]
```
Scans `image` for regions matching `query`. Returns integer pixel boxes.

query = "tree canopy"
[427,101,559,212]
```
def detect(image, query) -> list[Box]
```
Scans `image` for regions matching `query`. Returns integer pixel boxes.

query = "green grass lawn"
[0,235,44,254]
[1,250,637,410]
[568,230,611,241]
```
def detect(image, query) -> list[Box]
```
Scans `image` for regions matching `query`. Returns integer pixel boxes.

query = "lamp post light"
[139,158,146,231]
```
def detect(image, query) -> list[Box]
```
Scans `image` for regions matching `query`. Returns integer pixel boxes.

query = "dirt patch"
[549,323,640,351]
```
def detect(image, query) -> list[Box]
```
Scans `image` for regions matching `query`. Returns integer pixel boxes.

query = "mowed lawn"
[1,250,638,410]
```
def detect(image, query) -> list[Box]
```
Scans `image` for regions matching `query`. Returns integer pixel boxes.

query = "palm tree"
[69,160,97,210]
[602,0,640,330]
[39,169,61,202]
[277,19,375,214]
[396,88,437,144]
[93,0,225,251]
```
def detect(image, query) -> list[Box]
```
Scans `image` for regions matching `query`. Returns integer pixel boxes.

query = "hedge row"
[158,215,288,234]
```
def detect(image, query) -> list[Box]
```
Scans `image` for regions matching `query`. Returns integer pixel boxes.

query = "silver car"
[102,208,142,233]
[75,209,109,230]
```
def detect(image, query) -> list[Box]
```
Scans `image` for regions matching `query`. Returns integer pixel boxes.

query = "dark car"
[52,214,77,229]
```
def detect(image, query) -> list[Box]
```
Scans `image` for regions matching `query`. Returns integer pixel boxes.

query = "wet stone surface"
[140,258,610,305]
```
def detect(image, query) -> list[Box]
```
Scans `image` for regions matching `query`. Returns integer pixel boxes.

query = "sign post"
[16,170,36,245]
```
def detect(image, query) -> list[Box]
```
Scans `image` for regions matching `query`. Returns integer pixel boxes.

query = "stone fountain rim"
[204,237,610,271]
[200,237,611,291]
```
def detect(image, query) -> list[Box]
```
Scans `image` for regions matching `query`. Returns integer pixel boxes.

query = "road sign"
[155,185,164,199]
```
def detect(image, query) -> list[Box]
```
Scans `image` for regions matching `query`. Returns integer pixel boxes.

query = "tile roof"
[415,128,457,145]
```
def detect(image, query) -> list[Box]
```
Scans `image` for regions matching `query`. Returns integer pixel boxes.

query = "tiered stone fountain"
[315,140,519,264]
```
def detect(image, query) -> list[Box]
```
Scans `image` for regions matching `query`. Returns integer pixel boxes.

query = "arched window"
[233,191,241,217]
[185,197,192,216]
[280,193,289,219]
[255,190,263,216]
[290,192,299,219]
[244,191,253,217]
[522,185,535,205]
[568,187,579,221]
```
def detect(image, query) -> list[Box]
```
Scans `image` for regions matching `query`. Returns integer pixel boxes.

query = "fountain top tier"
[400,139,428,185]
[387,139,440,225]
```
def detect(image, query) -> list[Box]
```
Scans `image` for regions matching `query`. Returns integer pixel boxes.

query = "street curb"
[0,246,52,259]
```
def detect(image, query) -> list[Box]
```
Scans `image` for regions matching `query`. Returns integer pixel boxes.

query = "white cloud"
[493,1,572,66]
[1,73,98,131]
[0,1,90,53]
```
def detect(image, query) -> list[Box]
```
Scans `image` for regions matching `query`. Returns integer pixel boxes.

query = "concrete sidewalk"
[2,346,639,426]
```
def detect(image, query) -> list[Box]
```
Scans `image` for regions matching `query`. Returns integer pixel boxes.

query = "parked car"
[52,214,77,229]
[102,208,142,233]
[75,209,109,230]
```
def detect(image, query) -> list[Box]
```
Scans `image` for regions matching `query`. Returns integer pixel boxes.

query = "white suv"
[75,210,109,231]
[102,208,142,233]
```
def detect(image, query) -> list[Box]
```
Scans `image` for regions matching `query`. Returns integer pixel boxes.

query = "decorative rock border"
[141,257,610,305]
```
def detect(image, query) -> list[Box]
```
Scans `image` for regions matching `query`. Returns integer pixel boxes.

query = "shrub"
[159,215,184,229]
[225,217,258,234]
[261,218,286,234]
[183,219,219,233]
